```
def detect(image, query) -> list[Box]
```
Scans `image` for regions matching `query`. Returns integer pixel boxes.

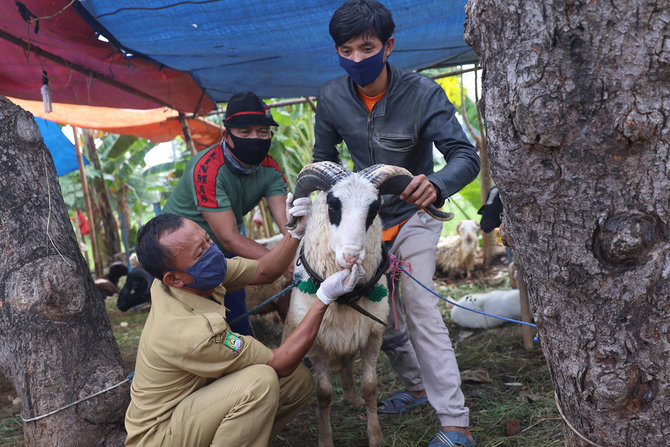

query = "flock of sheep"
[103,162,518,447]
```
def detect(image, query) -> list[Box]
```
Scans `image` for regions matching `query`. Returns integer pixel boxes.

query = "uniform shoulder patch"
[214,331,244,353]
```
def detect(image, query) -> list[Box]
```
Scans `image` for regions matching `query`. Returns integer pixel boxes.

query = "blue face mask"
[169,243,228,290]
[338,46,387,87]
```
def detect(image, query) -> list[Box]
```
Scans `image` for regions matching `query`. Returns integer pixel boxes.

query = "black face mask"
[227,133,272,165]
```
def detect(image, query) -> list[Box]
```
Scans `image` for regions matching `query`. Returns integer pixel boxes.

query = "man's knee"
[381,329,410,352]
[246,364,281,405]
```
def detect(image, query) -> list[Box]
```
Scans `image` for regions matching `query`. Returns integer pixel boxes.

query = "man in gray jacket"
[313,1,480,446]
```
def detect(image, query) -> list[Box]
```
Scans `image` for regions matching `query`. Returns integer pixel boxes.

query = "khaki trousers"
[163,364,313,446]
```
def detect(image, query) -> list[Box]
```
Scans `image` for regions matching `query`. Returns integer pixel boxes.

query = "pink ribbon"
[385,253,412,330]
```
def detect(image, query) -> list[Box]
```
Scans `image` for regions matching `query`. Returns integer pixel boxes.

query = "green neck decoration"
[367,284,387,302]
[297,278,319,295]
[297,278,387,303]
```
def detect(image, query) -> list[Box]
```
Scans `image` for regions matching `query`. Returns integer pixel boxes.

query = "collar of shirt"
[156,281,228,316]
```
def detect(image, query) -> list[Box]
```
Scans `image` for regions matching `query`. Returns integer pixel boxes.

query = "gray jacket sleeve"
[421,85,481,205]
[313,95,342,163]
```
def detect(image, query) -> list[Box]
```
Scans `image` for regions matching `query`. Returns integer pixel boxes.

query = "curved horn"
[285,161,351,230]
[359,164,455,222]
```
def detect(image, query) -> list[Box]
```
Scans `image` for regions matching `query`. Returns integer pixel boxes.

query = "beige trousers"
[163,364,313,446]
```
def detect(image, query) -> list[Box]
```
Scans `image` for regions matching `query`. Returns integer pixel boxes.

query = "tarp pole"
[304,97,317,113]
[179,112,197,155]
[175,67,480,121]
[73,126,102,277]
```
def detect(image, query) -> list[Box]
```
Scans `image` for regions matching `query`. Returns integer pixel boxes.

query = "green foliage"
[104,134,137,159]
[458,175,483,210]
[58,134,190,250]
[268,102,315,189]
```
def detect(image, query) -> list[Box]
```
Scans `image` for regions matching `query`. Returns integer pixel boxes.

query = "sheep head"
[288,162,454,271]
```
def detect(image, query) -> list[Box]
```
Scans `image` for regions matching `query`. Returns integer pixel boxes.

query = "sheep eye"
[326,193,342,226]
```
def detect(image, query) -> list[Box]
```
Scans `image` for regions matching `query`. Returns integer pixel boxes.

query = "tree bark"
[465,1,670,445]
[0,96,128,446]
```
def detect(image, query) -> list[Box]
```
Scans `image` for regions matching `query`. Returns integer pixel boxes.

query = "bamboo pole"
[179,112,197,155]
[258,199,271,239]
[73,127,102,277]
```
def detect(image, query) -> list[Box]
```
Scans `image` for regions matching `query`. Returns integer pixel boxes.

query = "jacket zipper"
[366,113,374,164]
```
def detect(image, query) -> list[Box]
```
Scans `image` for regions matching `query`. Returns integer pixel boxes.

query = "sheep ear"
[286,162,351,230]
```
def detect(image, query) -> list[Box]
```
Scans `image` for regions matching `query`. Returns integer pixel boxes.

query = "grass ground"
[0,259,563,446]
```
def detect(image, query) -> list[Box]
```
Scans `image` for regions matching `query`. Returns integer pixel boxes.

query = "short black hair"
[135,213,185,279]
[329,0,395,47]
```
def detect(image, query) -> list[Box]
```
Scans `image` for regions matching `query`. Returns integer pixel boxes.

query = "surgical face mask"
[338,46,386,87]
[169,243,227,290]
[228,132,272,165]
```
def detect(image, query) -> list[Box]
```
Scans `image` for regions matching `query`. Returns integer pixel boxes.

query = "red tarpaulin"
[0,0,215,113]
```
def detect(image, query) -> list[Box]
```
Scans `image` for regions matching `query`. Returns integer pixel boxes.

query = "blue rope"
[397,264,537,329]
[229,278,300,326]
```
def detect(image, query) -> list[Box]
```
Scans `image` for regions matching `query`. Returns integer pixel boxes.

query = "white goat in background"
[283,162,452,447]
[435,219,480,279]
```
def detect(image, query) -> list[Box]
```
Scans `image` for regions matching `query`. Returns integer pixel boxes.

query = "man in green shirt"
[162,92,289,334]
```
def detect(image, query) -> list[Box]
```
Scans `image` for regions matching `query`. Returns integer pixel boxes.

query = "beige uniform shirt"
[125,257,271,446]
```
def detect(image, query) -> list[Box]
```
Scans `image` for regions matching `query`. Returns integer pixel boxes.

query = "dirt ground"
[0,253,563,446]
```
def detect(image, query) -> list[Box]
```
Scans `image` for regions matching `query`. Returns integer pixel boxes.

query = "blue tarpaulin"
[77,0,477,101]
[34,117,88,177]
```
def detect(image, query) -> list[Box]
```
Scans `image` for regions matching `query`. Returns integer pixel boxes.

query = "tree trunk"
[0,96,128,446]
[84,130,121,265]
[465,1,670,445]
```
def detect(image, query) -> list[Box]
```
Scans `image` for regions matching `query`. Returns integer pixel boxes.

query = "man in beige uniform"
[125,198,364,447]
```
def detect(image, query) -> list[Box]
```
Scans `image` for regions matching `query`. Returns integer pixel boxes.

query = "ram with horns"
[283,161,452,447]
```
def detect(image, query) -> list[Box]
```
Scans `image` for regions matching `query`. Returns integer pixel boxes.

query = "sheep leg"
[340,360,364,407]
[360,332,384,447]
[313,352,335,447]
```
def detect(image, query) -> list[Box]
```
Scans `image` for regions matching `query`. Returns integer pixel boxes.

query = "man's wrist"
[316,287,334,305]
[288,229,303,240]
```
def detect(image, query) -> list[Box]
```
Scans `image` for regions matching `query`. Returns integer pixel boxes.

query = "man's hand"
[285,193,312,239]
[399,174,438,209]
[316,264,365,305]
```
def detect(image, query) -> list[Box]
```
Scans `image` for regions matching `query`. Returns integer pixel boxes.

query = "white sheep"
[435,219,480,279]
[450,289,521,329]
[283,162,452,447]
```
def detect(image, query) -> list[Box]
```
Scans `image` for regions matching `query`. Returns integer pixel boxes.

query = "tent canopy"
[77,0,477,101]
[0,1,215,113]
[1,1,475,109]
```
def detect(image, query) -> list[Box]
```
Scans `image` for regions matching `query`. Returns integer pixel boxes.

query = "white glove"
[286,192,312,239]
[316,264,366,305]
